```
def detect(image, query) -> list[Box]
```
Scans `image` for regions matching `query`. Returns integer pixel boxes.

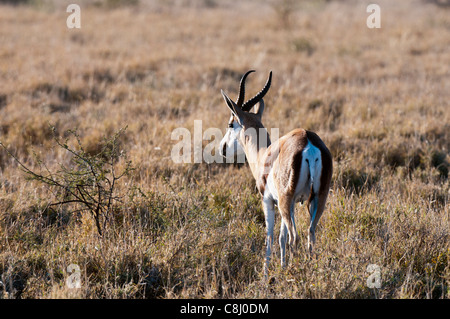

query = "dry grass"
[0,0,449,298]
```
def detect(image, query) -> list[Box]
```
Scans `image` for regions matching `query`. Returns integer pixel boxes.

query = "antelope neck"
[241,126,271,182]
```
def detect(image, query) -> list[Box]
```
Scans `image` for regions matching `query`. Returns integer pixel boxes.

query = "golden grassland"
[0,0,449,298]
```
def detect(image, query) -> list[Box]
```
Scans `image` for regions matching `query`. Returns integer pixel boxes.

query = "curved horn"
[242,71,272,112]
[236,70,255,107]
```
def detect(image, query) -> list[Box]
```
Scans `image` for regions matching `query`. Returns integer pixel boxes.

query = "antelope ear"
[221,90,244,126]
[254,99,265,120]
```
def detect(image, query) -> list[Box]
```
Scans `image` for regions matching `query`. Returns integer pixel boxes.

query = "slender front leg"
[262,197,275,276]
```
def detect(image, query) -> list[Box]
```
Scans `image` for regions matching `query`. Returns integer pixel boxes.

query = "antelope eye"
[228,123,234,128]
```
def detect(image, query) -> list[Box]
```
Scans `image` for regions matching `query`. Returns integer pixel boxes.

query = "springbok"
[219,70,333,273]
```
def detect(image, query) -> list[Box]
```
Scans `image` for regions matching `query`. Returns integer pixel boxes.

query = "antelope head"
[219,70,272,160]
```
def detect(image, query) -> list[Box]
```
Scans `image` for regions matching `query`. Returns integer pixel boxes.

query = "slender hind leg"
[279,200,297,267]
[307,191,328,254]
[279,220,287,268]
[307,195,318,254]
[279,196,298,260]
